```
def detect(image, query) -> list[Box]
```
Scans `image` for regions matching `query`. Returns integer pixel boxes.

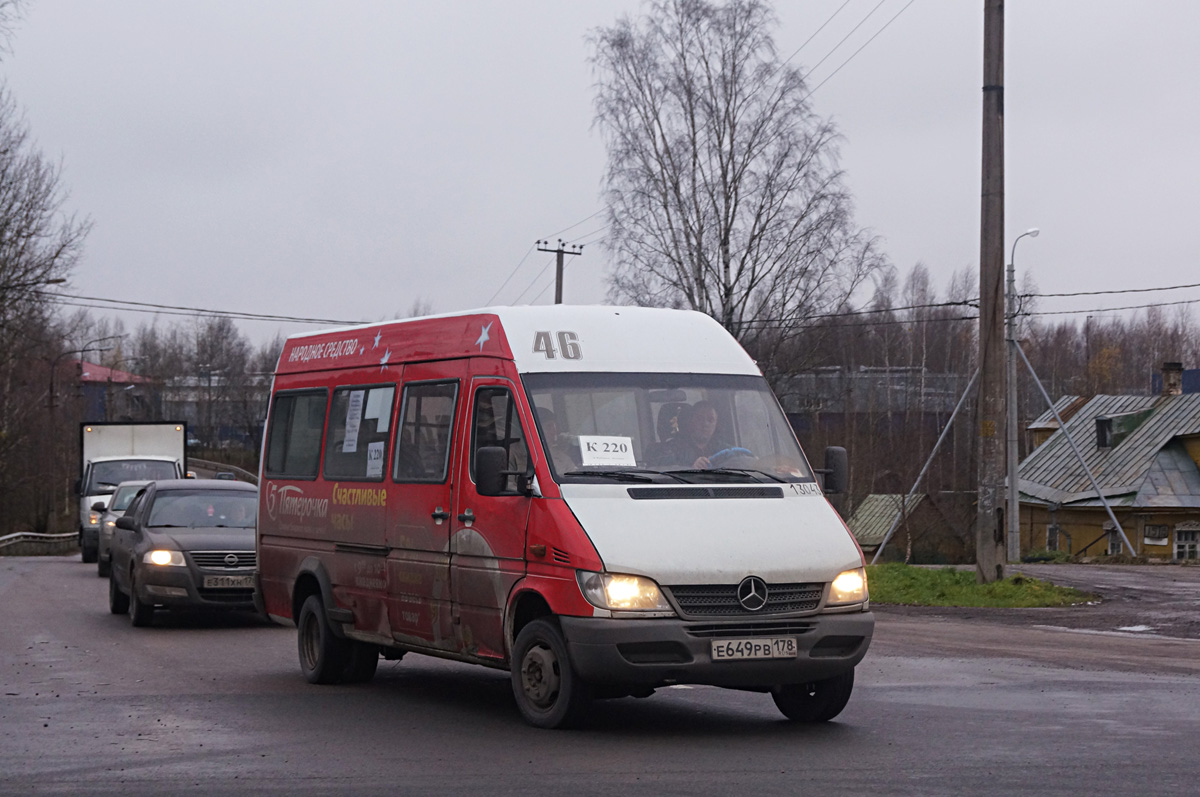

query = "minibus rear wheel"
[511,618,591,729]
[771,669,855,722]
[297,595,350,684]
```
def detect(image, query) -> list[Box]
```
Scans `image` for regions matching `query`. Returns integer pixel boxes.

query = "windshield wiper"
[563,469,656,482]
[663,468,785,483]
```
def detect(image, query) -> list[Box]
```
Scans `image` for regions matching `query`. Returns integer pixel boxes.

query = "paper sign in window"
[577,435,637,467]
[364,389,390,434]
[342,390,365,453]
[366,441,385,478]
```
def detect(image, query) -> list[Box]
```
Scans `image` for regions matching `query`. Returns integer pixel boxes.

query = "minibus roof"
[276,306,759,376]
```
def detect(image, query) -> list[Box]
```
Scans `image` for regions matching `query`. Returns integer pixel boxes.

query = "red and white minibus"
[257,305,872,727]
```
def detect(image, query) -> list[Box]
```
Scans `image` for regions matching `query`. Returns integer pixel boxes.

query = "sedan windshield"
[89,460,176,493]
[522,372,813,484]
[110,484,145,512]
[147,490,258,529]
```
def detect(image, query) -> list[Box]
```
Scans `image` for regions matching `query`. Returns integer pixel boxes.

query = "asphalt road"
[2,556,1198,795]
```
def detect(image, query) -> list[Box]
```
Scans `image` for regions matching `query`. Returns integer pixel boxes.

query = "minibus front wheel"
[511,618,592,729]
[771,669,855,722]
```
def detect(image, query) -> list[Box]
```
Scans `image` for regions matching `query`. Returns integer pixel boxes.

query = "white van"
[257,305,872,728]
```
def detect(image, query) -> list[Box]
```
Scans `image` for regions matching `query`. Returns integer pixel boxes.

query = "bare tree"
[0,3,92,533]
[591,0,882,370]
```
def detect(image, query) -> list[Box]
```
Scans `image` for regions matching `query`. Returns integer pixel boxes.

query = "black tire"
[128,573,155,627]
[771,669,855,722]
[81,542,98,564]
[511,618,591,729]
[341,642,380,684]
[108,571,129,615]
[296,595,351,685]
[97,556,110,578]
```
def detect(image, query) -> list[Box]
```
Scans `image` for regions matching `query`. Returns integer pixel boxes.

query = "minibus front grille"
[667,583,823,616]
[684,621,817,638]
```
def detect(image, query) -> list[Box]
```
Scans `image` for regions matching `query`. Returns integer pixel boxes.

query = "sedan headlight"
[143,549,186,567]
[577,571,672,612]
[828,567,868,606]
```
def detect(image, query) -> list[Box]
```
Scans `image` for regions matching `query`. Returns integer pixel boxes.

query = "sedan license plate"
[203,575,255,589]
[711,637,797,661]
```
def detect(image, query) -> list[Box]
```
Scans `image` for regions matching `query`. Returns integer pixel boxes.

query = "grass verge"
[865,563,1095,608]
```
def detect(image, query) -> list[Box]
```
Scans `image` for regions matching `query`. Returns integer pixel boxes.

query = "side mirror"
[115,516,137,531]
[822,446,848,495]
[476,446,508,496]
[91,501,108,513]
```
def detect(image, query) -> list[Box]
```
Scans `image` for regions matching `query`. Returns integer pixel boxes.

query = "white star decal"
[372,330,382,349]
[379,347,391,371]
[359,346,365,355]
[475,322,492,352]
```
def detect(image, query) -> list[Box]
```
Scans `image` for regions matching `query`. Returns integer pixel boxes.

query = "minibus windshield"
[523,372,814,484]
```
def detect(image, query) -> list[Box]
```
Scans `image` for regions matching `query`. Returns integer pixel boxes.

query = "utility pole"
[976,0,1007,583]
[536,239,584,304]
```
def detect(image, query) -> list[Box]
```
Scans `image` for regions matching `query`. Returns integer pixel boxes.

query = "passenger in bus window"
[535,407,578,470]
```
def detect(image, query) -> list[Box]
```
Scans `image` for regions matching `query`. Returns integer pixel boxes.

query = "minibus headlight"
[143,549,186,567]
[577,571,672,612]
[88,513,100,526]
[828,567,868,606]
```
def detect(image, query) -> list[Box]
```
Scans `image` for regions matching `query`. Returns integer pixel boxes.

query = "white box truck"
[76,422,187,562]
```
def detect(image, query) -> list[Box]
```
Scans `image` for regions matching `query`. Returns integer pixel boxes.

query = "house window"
[1046,525,1060,552]
[1176,530,1199,560]
[1143,524,1169,546]
[1107,531,1123,556]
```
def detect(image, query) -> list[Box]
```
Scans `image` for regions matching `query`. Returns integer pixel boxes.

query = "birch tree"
[591,0,882,366]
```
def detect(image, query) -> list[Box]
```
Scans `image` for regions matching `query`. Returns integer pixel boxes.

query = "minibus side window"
[393,382,458,483]
[264,390,328,480]
[323,384,396,482]
[471,387,528,494]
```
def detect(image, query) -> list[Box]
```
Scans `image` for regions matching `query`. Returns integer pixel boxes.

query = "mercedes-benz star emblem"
[224,554,239,566]
[736,576,768,612]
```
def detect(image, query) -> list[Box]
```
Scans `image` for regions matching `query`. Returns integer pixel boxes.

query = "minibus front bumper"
[559,612,873,689]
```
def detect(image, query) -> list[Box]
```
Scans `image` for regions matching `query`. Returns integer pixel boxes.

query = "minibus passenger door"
[450,379,533,660]
[386,363,467,650]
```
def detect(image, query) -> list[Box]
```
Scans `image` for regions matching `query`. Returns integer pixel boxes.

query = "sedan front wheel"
[108,571,129,615]
[128,572,155,627]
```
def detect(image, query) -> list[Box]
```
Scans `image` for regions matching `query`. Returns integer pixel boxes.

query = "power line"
[799,0,889,80]
[485,243,536,306]
[542,209,605,240]
[1026,297,1200,318]
[485,211,606,306]
[510,255,558,304]
[38,292,353,325]
[780,0,854,68]
[803,0,918,100]
[1027,279,1200,299]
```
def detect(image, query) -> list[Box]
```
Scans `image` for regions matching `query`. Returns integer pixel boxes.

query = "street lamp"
[1007,227,1039,562]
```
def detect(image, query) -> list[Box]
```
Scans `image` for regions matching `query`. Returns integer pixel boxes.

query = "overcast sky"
[7,1,1200,347]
